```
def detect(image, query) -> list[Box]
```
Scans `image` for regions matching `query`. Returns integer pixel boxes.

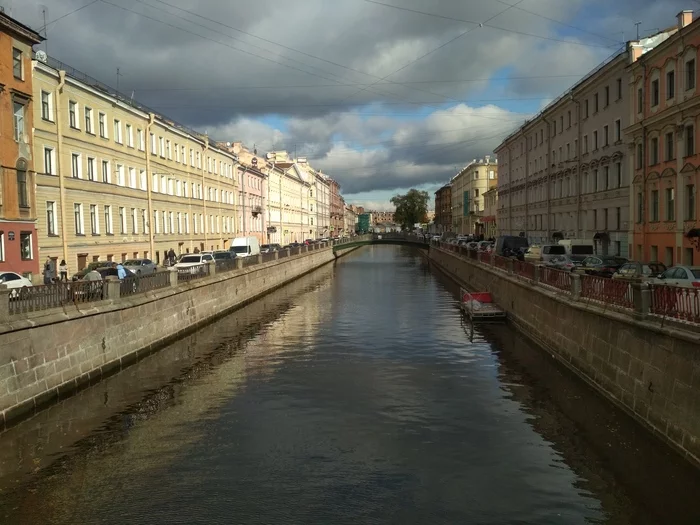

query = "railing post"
[207,261,216,276]
[235,258,243,270]
[571,273,581,300]
[169,269,179,287]
[533,264,541,283]
[633,282,650,319]
[104,276,121,300]
[256,254,263,264]
[274,250,279,260]
[506,258,514,275]
[0,285,10,321]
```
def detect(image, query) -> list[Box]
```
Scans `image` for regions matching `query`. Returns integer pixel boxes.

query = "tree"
[391,189,429,229]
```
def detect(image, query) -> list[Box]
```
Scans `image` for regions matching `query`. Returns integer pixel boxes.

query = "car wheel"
[137,269,142,275]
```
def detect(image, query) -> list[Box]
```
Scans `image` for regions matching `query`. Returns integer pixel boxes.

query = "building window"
[185,212,190,233]
[636,143,643,169]
[43,147,55,175]
[166,140,172,159]
[69,101,78,129]
[593,130,598,150]
[651,190,659,221]
[87,157,96,181]
[46,201,57,236]
[553,120,557,135]
[583,135,588,153]
[99,112,107,138]
[74,203,84,235]
[584,99,589,118]
[126,124,133,147]
[85,107,93,133]
[651,79,660,106]
[114,119,122,143]
[667,70,675,99]
[604,166,610,190]
[666,188,675,221]
[19,232,32,260]
[132,208,138,234]
[138,129,144,150]
[102,160,110,183]
[686,125,695,156]
[41,91,52,121]
[119,207,126,234]
[594,93,599,112]
[104,205,113,234]
[17,159,28,208]
[687,184,696,220]
[71,153,81,179]
[604,85,610,107]
[637,192,643,223]
[650,137,659,164]
[140,170,147,191]
[177,212,182,234]
[615,162,621,188]
[616,78,622,100]
[603,125,609,146]
[614,119,621,142]
[687,59,696,90]
[666,247,674,266]
[665,131,674,161]
[150,133,156,155]
[13,101,24,142]
[90,204,99,234]
[559,115,563,132]
[159,137,165,157]
[593,169,598,192]
[142,209,148,234]
[12,47,22,79]
[637,88,643,113]
[116,164,125,186]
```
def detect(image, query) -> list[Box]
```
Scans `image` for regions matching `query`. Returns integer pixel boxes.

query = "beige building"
[450,157,498,235]
[266,152,314,244]
[32,57,238,272]
[482,187,498,238]
[494,37,673,257]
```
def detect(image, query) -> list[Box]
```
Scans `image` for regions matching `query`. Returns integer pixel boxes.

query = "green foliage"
[390,189,429,228]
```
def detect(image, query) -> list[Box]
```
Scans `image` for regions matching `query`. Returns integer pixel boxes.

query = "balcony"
[251,205,263,216]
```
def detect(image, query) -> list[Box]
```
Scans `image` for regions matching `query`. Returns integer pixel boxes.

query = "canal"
[0,245,699,524]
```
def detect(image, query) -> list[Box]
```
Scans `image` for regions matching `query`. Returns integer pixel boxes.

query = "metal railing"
[278,250,289,259]
[241,256,259,268]
[494,256,509,270]
[215,258,238,273]
[513,260,536,281]
[120,271,171,296]
[540,267,572,293]
[478,251,492,265]
[649,285,700,323]
[177,264,210,282]
[580,274,634,309]
[261,252,276,263]
[9,280,104,314]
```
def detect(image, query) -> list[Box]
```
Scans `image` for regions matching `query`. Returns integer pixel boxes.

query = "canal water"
[0,245,699,524]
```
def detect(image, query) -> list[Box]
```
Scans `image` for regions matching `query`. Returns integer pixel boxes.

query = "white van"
[558,239,594,258]
[230,236,260,258]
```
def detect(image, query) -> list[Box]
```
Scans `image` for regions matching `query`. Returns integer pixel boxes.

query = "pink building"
[235,154,266,244]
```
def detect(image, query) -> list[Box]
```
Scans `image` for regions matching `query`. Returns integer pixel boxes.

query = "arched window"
[17,158,28,208]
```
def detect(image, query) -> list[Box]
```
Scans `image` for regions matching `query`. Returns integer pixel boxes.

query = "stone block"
[672,380,694,413]
[15,369,37,388]
[35,362,56,382]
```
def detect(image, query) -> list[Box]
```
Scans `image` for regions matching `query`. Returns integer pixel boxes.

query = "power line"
[42,0,99,29]
[362,0,614,49]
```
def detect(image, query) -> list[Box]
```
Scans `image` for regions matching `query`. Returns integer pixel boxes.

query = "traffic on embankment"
[424,235,700,469]
[0,236,370,427]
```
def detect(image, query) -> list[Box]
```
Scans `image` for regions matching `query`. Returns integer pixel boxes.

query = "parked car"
[261,244,282,253]
[212,251,236,261]
[477,241,493,252]
[612,261,666,281]
[578,256,628,277]
[122,258,158,275]
[173,254,214,272]
[0,271,33,299]
[525,244,567,263]
[96,266,135,279]
[495,235,529,257]
[545,255,581,271]
[230,236,261,257]
[652,265,700,288]
[72,261,115,281]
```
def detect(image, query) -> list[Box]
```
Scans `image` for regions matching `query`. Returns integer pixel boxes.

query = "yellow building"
[32,57,238,272]
[450,157,498,236]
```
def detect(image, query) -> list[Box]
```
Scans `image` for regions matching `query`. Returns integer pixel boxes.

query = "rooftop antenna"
[41,6,48,56]
[116,68,122,93]
[635,21,641,40]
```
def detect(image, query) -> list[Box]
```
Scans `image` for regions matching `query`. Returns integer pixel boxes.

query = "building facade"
[33,58,239,273]
[496,31,676,257]
[434,184,452,233]
[0,13,43,279]
[482,187,498,238]
[627,11,700,265]
[450,158,497,236]
[329,178,343,237]
[344,205,357,234]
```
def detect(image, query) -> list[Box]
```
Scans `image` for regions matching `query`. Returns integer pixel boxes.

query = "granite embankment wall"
[0,246,344,424]
[429,246,700,468]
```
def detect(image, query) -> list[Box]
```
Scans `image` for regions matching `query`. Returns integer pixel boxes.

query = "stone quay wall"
[0,245,344,425]
[429,245,700,468]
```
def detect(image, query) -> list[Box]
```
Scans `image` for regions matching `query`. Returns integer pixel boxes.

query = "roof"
[0,11,44,44]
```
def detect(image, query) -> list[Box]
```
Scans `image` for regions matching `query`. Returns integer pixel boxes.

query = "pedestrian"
[59,259,68,282]
[168,247,176,266]
[43,257,54,285]
[116,263,127,279]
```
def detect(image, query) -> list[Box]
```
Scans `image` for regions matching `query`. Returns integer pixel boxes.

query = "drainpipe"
[524,131,530,240]
[542,116,552,241]
[202,137,209,248]
[570,94,583,237]
[56,71,68,263]
[145,113,155,259]
[240,166,247,236]
[641,60,648,261]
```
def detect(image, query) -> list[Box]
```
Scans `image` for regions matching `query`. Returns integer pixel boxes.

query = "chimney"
[628,42,644,64]
[231,141,242,154]
[678,10,693,29]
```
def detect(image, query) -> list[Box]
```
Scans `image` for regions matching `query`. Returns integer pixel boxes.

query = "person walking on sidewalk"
[43,257,55,285]
[59,260,68,282]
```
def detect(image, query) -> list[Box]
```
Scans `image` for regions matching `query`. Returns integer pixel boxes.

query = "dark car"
[613,261,666,281]
[578,256,628,278]
[545,255,581,271]
[212,250,236,260]
[495,235,529,257]
[95,266,136,279]
[72,261,116,281]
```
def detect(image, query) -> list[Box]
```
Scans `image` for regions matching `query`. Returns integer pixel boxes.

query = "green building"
[357,213,371,233]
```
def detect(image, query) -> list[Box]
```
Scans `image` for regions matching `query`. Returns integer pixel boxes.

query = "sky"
[7,0,694,210]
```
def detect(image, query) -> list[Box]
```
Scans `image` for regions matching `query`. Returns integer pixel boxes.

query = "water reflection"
[0,246,698,524]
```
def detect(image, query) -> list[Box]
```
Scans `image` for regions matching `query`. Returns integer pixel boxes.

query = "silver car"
[123,258,158,275]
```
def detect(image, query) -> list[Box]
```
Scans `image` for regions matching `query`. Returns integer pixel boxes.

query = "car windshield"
[571,245,594,255]
[231,246,249,254]
[179,255,201,263]
[692,269,700,279]
[213,252,230,260]
[123,260,141,265]
[261,245,270,250]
